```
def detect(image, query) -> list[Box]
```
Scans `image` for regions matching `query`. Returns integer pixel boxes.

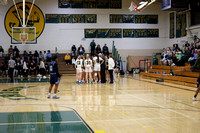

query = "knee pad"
[94,73,97,76]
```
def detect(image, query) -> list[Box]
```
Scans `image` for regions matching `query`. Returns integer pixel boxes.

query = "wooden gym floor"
[0,75,200,133]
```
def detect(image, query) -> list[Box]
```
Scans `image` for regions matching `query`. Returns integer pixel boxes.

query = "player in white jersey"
[93,54,104,83]
[81,55,86,83]
[75,55,83,84]
[84,54,93,84]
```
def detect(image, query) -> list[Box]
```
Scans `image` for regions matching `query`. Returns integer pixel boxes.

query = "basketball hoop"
[21,38,27,42]
[129,0,156,13]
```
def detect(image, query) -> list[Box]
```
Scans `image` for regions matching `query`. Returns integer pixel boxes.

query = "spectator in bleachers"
[175,44,180,51]
[102,44,109,56]
[23,60,29,77]
[90,40,96,56]
[166,47,171,54]
[29,62,36,76]
[71,53,76,64]
[191,52,200,72]
[45,63,49,74]
[190,43,196,51]
[0,62,6,77]
[30,56,36,65]
[197,43,200,49]
[4,54,9,65]
[78,45,85,55]
[194,35,199,44]
[44,51,47,61]
[0,46,4,57]
[189,49,198,66]
[175,50,182,60]
[96,44,101,54]
[175,50,182,66]
[14,57,21,77]
[71,45,77,56]
[39,51,44,61]
[28,51,33,61]
[8,45,13,56]
[185,41,190,47]
[161,50,168,65]
[46,50,52,62]
[64,53,71,65]
[13,46,20,58]
[34,50,39,63]
[23,51,28,60]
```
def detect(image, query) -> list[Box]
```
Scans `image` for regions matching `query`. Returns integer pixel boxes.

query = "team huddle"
[75,54,117,84]
[48,54,118,99]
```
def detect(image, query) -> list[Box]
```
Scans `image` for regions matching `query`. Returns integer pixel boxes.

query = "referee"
[8,57,16,82]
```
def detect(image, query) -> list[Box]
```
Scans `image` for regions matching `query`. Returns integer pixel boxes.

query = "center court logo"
[4,2,45,40]
[0,86,37,100]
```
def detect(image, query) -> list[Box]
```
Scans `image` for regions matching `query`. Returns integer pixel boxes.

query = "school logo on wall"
[4,2,45,40]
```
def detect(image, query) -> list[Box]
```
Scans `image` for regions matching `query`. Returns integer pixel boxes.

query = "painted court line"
[92,94,156,133]
[87,116,184,123]
[0,121,83,126]
[102,84,197,121]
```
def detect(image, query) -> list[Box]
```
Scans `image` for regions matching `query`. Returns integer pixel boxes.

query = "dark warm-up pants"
[8,68,14,81]
[109,70,113,83]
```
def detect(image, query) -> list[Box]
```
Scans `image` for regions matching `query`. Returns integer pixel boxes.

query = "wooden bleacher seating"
[141,65,200,87]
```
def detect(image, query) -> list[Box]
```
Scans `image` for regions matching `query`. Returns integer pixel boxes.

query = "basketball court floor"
[0,75,200,133]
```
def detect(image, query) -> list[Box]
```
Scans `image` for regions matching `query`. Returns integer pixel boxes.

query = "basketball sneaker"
[47,94,51,99]
[192,97,199,101]
[53,95,60,99]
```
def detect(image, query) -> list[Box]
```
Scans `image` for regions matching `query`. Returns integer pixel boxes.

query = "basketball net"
[129,0,156,13]
[12,0,36,44]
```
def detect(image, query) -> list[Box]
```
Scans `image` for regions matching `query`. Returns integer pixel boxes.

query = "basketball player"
[48,56,61,99]
[192,77,200,101]
[75,55,83,84]
[81,55,86,83]
[105,56,110,82]
[93,54,104,83]
[84,54,93,84]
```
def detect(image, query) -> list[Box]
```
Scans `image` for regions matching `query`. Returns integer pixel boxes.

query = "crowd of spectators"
[64,40,110,65]
[0,45,52,81]
[160,40,200,71]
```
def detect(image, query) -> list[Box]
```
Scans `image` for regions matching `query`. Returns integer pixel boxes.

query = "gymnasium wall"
[0,0,169,55]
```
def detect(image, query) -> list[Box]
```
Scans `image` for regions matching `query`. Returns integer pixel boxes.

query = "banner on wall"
[85,29,159,38]
[45,14,97,23]
[176,13,186,38]
[58,0,122,9]
[170,12,174,39]
[110,14,158,24]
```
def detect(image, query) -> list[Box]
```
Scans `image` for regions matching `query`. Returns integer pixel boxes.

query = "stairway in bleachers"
[140,65,200,87]
[57,54,76,74]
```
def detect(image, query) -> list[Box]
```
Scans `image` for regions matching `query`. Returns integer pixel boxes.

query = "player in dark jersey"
[48,56,61,99]
[192,77,200,101]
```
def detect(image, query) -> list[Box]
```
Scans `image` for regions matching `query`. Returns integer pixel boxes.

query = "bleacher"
[0,54,76,75]
[140,65,200,87]
[57,54,76,74]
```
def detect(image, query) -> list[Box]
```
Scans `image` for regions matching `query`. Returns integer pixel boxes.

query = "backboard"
[12,27,37,44]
